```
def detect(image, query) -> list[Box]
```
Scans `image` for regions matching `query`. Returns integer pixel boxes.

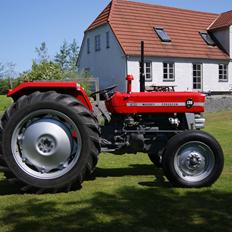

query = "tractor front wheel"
[162,131,224,187]
[0,91,100,193]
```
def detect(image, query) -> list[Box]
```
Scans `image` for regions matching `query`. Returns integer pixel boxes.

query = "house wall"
[127,57,232,92]
[78,24,127,91]
[230,26,232,58]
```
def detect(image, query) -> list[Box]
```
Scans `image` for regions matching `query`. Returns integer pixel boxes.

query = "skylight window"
[200,32,215,46]
[154,27,171,42]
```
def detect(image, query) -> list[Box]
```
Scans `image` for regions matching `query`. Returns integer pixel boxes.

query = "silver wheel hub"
[37,136,56,156]
[21,119,72,171]
[184,152,204,171]
[11,110,82,180]
[174,141,215,182]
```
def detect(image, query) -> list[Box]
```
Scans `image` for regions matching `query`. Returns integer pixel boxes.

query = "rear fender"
[7,82,93,111]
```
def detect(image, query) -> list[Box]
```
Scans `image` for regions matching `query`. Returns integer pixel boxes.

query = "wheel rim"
[174,141,215,183]
[11,110,82,180]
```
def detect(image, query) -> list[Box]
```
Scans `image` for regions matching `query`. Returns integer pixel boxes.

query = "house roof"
[86,0,230,60]
[209,10,232,30]
[87,2,112,31]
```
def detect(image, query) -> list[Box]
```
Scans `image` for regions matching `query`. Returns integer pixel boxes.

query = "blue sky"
[1,0,232,73]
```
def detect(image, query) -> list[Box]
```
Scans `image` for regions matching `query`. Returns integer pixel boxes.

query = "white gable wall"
[78,24,127,91]
[127,57,232,92]
[230,26,232,57]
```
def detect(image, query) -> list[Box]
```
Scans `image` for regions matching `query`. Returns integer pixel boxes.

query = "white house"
[78,0,232,93]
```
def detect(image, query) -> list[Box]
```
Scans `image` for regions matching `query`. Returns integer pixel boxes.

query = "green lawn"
[0,97,231,232]
[0,95,12,115]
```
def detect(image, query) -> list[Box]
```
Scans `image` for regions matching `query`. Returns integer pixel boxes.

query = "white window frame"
[144,62,152,82]
[219,64,228,82]
[193,64,202,90]
[163,62,175,81]
[95,35,101,52]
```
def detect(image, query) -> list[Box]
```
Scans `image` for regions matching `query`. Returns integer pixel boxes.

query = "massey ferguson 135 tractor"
[0,42,224,193]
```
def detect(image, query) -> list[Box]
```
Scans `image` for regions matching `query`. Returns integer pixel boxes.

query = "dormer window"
[154,27,171,42]
[200,32,215,46]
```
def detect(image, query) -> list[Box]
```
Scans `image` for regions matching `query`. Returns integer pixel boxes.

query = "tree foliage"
[55,40,79,72]
[69,39,79,72]
[0,62,4,79]
[0,39,91,95]
[54,41,70,71]
[0,62,17,93]
[20,61,63,82]
[35,42,49,63]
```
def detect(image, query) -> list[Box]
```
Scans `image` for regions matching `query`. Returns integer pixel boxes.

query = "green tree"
[21,61,62,82]
[35,42,49,63]
[0,62,16,90]
[68,39,79,72]
[4,62,16,89]
[0,62,5,79]
[54,41,70,72]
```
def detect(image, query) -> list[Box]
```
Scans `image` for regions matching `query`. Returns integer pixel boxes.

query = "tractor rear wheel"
[162,131,224,187]
[0,91,100,193]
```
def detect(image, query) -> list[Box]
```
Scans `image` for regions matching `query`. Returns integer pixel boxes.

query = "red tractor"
[0,43,224,193]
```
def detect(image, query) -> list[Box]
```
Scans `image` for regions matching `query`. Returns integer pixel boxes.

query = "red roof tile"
[87,2,112,31]
[209,10,232,30]
[87,0,230,60]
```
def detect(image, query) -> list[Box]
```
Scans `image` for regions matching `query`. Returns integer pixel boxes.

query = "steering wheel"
[91,85,118,99]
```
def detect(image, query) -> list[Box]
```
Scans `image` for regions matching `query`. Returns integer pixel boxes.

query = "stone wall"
[205,95,232,112]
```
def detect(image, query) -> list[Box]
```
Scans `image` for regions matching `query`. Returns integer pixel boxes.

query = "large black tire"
[0,91,100,193]
[148,137,167,168]
[162,131,224,188]
[148,153,163,168]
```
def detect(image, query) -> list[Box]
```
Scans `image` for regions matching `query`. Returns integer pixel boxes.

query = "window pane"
[87,38,90,54]
[106,31,110,48]
[193,64,202,89]
[146,74,151,79]
[200,32,215,46]
[143,62,152,81]
[155,28,171,42]
[169,74,174,80]
[95,35,101,51]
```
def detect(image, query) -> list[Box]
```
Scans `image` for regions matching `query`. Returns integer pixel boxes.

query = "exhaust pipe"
[140,41,145,92]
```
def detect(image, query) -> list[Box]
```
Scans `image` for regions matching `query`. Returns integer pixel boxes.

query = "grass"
[0,96,231,231]
[0,95,12,115]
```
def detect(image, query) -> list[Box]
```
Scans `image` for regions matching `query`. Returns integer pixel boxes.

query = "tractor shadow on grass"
[0,164,170,195]
[95,164,171,187]
[0,179,22,195]
[0,187,232,232]
[96,164,159,177]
